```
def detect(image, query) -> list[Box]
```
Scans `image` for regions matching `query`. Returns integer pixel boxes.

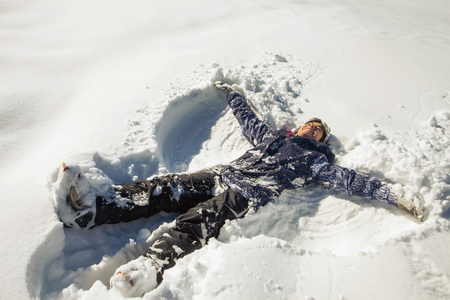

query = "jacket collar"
[295,136,335,163]
[276,129,335,163]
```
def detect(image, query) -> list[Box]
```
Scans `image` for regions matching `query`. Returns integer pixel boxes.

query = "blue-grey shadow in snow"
[155,87,228,173]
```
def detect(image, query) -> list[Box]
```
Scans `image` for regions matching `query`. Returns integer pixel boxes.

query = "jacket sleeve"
[227,91,273,146]
[311,156,397,205]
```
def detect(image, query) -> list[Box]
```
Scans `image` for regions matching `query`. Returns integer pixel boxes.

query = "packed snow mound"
[341,110,450,219]
[30,53,450,300]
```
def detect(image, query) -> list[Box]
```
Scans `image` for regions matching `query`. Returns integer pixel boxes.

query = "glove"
[214,81,235,94]
[392,184,425,222]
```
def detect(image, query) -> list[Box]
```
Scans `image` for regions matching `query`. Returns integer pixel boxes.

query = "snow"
[0,0,449,299]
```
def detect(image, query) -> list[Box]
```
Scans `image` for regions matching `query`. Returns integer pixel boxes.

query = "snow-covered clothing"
[94,172,218,226]
[144,186,248,283]
[220,91,397,207]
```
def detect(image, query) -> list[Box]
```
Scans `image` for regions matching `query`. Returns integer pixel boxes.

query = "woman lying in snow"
[53,81,424,297]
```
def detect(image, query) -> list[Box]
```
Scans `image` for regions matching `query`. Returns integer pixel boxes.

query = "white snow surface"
[1,0,450,299]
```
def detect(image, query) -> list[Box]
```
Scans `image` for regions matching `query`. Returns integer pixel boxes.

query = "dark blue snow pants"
[94,171,249,283]
[145,187,249,283]
[94,172,219,225]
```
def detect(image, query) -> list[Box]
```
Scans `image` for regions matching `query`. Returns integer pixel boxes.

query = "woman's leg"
[94,171,219,226]
[110,188,249,296]
[145,188,249,282]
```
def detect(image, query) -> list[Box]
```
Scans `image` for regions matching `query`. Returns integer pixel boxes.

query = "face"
[296,121,324,142]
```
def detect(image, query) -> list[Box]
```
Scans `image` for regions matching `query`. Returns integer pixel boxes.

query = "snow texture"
[0,0,449,299]
[110,256,158,298]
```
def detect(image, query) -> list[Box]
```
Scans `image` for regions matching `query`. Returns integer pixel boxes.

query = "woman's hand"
[214,81,235,94]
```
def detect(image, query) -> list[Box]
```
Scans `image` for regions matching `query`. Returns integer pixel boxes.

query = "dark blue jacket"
[220,91,397,207]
